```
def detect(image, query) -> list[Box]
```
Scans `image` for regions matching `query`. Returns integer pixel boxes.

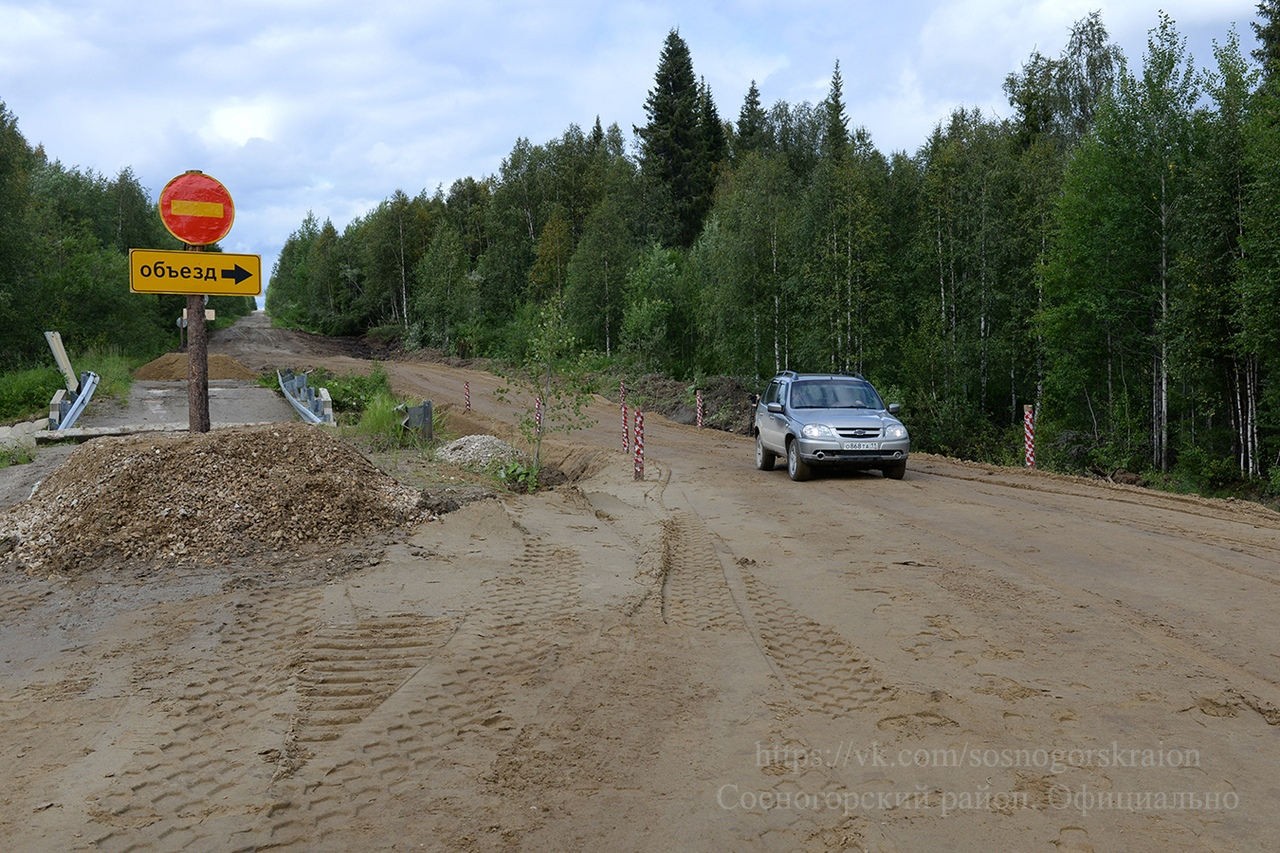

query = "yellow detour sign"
[129,248,262,296]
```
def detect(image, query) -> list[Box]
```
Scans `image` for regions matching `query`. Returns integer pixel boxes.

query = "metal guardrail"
[44,331,99,430]
[397,400,433,441]
[49,370,99,430]
[277,369,334,424]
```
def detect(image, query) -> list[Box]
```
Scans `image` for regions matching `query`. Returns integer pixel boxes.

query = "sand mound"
[135,352,260,381]
[0,423,425,574]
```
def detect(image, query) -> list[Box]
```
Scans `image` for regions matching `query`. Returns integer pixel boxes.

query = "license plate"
[842,442,878,450]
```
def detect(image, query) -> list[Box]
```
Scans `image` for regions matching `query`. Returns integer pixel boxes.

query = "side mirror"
[767,402,784,414]
[888,403,901,416]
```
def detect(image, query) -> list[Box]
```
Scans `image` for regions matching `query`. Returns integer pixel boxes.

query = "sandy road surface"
[2,312,1279,851]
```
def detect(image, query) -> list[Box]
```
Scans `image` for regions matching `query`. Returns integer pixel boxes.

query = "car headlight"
[801,423,835,438]
[885,424,908,440]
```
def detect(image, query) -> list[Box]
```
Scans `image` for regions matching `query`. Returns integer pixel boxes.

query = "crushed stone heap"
[436,434,529,470]
[0,423,425,574]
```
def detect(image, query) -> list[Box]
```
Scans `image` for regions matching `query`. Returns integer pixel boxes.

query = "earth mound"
[0,423,425,574]
[626,373,756,434]
[135,352,260,381]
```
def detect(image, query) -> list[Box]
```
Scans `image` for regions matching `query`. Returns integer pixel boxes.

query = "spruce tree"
[636,29,703,247]
[822,61,850,160]
[1254,1,1280,82]
[693,77,728,232]
[735,80,770,159]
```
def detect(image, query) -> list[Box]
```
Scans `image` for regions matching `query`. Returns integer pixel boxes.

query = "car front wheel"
[882,460,906,480]
[787,440,811,481]
[755,434,777,471]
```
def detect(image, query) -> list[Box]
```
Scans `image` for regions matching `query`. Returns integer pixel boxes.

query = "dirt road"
[2,312,1278,851]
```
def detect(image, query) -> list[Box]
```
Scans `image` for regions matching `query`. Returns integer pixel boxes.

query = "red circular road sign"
[158,171,235,246]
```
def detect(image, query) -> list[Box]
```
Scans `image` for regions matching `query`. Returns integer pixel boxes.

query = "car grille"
[835,427,881,439]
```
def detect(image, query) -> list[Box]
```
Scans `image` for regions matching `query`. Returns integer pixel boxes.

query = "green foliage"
[0,365,61,421]
[0,101,224,371]
[243,9,1280,502]
[492,459,539,494]
[495,299,596,475]
[0,442,34,468]
[342,382,443,454]
[1003,12,1122,148]
[310,363,392,417]
[364,324,405,348]
[621,245,696,375]
[410,221,479,355]
[77,349,138,404]
[1254,0,1280,77]
[348,389,409,450]
[564,199,639,354]
[0,349,137,423]
[636,29,720,248]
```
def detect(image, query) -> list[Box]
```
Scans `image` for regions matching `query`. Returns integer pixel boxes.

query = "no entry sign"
[158,171,235,246]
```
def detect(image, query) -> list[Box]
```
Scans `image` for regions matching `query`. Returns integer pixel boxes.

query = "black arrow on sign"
[221,264,253,285]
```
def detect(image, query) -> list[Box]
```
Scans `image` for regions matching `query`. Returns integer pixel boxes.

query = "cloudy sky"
[0,1,1262,292]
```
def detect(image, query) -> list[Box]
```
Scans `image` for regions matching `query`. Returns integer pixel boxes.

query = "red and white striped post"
[1024,404,1036,469]
[696,389,704,428]
[620,380,629,454]
[535,395,543,435]
[634,409,644,480]
[464,381,470,412]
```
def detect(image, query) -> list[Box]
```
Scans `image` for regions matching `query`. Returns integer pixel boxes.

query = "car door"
[759,380,786,452]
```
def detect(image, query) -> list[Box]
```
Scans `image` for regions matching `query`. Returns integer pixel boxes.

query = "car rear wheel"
[755,434,777,471]
[787,440,811,481]
[882,460,906,480]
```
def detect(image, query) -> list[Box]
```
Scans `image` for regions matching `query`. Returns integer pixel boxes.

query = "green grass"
[0,349,141,424]
[0,365,63,422]
[79,350,138,402]
[349,389,407,449]
[345,382,445,454]
[0,442,35,468]
[308,363,393,419]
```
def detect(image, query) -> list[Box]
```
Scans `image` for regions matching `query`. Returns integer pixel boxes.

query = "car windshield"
[789,380,883,410]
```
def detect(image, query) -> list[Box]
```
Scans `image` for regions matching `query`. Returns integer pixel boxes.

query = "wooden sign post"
[138,170,248,434]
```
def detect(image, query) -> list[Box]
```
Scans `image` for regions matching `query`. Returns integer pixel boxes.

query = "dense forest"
[0,115,256,370]
[266,8,1280,489]
[5,8,1280,493]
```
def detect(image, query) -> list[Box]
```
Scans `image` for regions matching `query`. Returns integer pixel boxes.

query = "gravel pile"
[0,423,425,575]
[436,434,529,471]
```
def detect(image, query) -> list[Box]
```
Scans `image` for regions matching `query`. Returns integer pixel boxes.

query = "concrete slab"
[77,380,297,430]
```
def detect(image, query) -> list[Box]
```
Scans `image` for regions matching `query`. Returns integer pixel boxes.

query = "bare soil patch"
[133,352,260,381]
[2,312,1280,851]
[622,372,756,434]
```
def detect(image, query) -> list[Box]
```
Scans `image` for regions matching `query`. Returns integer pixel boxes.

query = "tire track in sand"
[257,534,590,848]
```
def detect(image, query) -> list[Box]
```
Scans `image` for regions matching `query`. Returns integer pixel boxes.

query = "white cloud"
[0,0,1264,289]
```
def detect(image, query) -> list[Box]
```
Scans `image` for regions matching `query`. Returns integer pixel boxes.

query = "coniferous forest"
[0,125,257,370]
[7,9,1280,493]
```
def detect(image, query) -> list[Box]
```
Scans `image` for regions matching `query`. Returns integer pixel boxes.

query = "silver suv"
[753,371,909,481]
